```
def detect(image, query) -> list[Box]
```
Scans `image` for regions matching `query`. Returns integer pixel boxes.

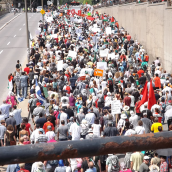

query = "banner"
[111,100,121,114]
[94,69,103,77]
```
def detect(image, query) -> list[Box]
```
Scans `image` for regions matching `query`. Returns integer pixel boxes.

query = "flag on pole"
[148,79,156,110]
[136,81,148,112]
[111,17,115,23]
[35,80,46,105]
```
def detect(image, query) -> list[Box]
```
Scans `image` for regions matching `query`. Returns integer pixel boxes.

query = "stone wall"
[96,2,172,73]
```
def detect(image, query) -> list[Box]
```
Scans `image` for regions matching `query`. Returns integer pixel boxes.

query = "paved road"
[0,13,41,103]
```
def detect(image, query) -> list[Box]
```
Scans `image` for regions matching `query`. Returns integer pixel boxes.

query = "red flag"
[136,82,148,112]
[111,17,114,23]
[101,15,104,20]
[148,79,156,110]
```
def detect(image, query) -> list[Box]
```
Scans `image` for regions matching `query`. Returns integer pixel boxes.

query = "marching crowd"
[0,3,172,172]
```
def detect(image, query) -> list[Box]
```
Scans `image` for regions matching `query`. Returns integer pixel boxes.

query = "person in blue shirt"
[119,63,124,73]
[75,99,83,113]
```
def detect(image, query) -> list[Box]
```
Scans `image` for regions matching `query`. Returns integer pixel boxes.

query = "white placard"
[97,62,107,75]
[93,24,97,28]
[108,53,115,60]
[111,100,121,114]
[51,34,57,38]
[99,50,108,57]
[68,50,77,58]
[57,60,63,71]
[106,27,111,35]
[92,27,101,33]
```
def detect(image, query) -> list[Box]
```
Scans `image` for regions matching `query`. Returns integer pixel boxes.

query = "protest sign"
[108,53,115,60]
[99,50,108,57]
[111,100,121,114]
[57,60,63,71]
[68,50,77,58]
[97,62,107,75]
[94,69,103,77]
[105,27,112,35]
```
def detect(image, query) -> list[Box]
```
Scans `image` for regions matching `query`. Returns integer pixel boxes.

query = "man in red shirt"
[18,163,30,172]
[43,116,55,133]
[24,64,30,74]
[126,33,131,41]
[144,53,149,62]
[137,68,144,78]
[120,53,126,62]
[123,92,131,107]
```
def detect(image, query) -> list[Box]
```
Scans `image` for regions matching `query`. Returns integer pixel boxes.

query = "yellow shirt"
[151,122,163,133]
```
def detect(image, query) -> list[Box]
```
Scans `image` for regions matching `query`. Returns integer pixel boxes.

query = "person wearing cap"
[36,128,48,144]
[31,161,46,172]
[54,160,66,172]
[0,120,6,146]
[139,156,150,172]
[45,125,55,141]
[43,116,55,133]
[32,101,46,124]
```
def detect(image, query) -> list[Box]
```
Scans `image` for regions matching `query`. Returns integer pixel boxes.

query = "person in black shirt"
[81,157,89,172]
[16,60,21,70]
[49,110,56,127]
[35,113,47,128]
[65,105,74,119]
[34,51,40,65]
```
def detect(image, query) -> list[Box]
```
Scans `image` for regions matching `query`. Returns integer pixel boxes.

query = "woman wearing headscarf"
[6,92,17,108]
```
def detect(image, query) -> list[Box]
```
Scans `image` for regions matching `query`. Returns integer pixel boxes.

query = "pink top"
[48,139,57,143]
[6,95,17,108]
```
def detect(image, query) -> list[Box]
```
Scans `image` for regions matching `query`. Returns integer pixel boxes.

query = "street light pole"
[24,0,30,62]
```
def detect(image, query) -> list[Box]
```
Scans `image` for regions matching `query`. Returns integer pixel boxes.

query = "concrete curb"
[0,13,22,31]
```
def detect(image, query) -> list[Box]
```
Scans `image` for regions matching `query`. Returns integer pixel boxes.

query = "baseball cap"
[36,102,41,106]
[144,156,150,160]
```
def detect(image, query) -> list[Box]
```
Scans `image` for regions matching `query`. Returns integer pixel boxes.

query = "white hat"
[30,94,35,98]
[123,106,129,111]
[130,111,135,116]
[9,112,14,117]
[107,92,111,96]
[121,113,127,120]
[37,162,44,169]
[144,156,150,160]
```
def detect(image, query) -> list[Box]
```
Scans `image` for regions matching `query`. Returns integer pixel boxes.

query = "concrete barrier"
[96,2,172,73]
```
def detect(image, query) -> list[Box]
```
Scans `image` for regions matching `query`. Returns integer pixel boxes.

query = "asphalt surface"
[0,12,41,103]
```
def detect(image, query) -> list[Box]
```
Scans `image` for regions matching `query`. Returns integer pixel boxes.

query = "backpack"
[104,89,108,95]
[48,160,58,166]
[161,103,166,113]
[66,86,71,94]
[109,155,120,172]
[108,79,113,86]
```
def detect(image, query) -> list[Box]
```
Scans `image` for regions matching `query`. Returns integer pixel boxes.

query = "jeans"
[21,86,27,98]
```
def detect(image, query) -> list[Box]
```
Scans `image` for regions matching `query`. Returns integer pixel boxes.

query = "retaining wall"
[96,2,172,73]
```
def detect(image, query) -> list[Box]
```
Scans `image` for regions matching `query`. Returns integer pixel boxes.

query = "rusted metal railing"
[0,132,172,165]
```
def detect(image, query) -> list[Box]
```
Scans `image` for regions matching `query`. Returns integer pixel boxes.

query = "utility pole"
[42,0,44,24]
[24,0,30,62]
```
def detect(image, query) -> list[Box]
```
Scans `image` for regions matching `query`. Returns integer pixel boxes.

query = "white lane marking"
[14,35,16,37]
[7,42,10,45]
[23,24,25,26]
[0,50,3,54]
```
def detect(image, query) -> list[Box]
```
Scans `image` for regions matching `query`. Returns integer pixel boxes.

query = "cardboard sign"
[94,69,103,77]
[57,60,63,71]
[105,27,111,35]
[68,50,77,58]
[111,100,121,114]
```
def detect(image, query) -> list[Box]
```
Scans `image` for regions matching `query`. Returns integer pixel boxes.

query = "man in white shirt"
[85,108,96,127]
[30,124,40,144]
[57,108,69,126]
[12,105,22,139]
[69,117,81,140]
[101,78,107,92]
[0,100,12,119]
[129,111,139,129]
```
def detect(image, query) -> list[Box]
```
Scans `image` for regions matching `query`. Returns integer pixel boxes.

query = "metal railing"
[0,132,172,165]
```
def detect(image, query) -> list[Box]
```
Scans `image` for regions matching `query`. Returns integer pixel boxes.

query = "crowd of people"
[0,3,172,172]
